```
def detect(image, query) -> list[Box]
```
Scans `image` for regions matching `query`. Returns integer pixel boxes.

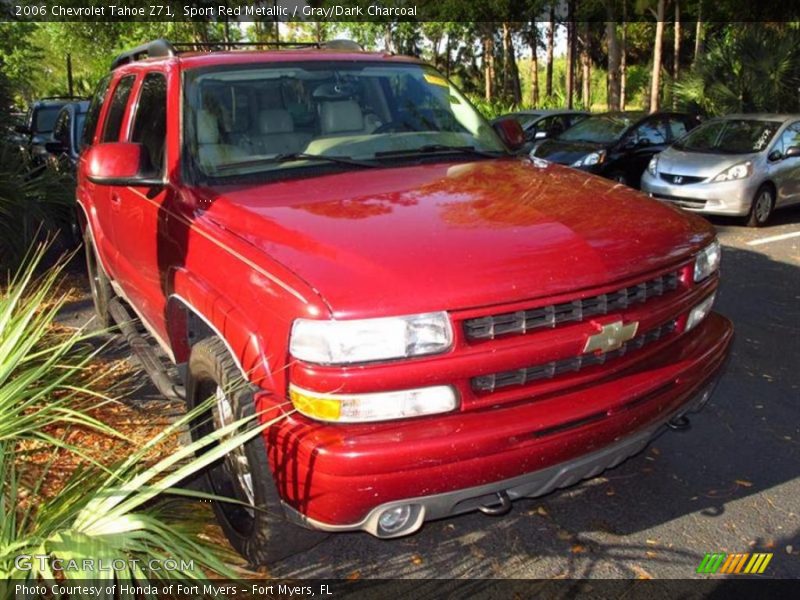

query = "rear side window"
[81,75,111,149]
[131,72,167,175]
[102,75,136,142]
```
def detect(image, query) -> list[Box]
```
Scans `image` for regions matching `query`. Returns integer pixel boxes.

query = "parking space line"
[747,231,800,246]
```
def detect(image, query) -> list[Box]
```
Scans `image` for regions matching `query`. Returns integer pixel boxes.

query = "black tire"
[84,231,114,329]
[746,184,774,227]
[186,337,327,565]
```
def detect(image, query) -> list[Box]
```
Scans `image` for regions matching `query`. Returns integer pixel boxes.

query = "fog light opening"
[377,504,419,537]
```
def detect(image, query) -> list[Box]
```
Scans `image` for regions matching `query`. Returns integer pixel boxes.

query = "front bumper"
[267,312,733,536]
[641,171,757,216]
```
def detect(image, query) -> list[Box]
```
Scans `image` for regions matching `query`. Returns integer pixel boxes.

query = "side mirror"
[44,141,65,154]
[768,149,783,162]
[493,118,525,152]
[85,142,162,186]
[785,146,800,159]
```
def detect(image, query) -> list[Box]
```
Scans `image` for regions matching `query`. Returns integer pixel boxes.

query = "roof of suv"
[117,50,422,72]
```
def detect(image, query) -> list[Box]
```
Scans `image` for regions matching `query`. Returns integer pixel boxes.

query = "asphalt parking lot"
[60,206,800,579]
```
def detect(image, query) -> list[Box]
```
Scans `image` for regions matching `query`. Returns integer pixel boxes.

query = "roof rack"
[110,38,363,70]
[110,39,177,71]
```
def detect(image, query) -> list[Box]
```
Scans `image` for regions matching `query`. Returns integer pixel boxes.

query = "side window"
[52,111,69,146]
[635,119,668,146]
[668,118,688,140]
[131,72,167,175]
[81,75,111,149]
[776,123,800,156]
[101,75,136,143]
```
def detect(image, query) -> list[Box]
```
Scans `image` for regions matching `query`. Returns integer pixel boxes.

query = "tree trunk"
[694,0,704,64]
[508,35,522,105]
[621,7,627,109]
[484,34,495,101]
[546,5,555,97]
[531,37,540,107]
[502,22,511,99]
[445,34,452,77]
[580,21,591,109]
[650,0,666,113]
[674,1,681,80]
[606,18,621,111]
[673,1,681,108]
[566,0,576,109]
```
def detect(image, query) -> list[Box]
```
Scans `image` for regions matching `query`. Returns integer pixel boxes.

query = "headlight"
[572,150,606,167]
[693,239,721,282]
[647,155,659,176]
[686,292,716,332]
[290,311,453,365]
[289,384,459,423]
[712,161,752,182]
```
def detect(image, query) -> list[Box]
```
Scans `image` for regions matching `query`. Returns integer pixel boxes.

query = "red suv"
[78,39,733,564]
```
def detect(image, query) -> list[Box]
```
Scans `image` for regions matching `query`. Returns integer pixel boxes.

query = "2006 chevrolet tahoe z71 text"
[77,38,733,564]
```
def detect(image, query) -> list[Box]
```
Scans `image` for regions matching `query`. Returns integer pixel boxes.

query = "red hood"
[193,159,714,318]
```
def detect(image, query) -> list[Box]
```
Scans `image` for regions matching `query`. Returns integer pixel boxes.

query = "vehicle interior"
[185,63,502,177]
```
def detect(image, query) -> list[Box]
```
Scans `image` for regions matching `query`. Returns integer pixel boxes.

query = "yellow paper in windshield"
[424,74,448,87]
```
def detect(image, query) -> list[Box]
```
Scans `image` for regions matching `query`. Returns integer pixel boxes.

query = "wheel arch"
[164,284,276,391]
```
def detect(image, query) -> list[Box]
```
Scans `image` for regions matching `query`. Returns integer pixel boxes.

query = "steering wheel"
[374,120,418,134]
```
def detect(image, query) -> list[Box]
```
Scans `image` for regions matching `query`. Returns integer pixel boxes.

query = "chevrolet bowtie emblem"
[584,320,639,354]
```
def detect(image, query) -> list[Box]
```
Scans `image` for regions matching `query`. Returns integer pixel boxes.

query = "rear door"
[109,71,172,332]
[771,121,800,206]
[76,74,118,276]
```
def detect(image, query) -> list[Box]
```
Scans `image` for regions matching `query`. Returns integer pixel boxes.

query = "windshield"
[184,61,505,181]
[34,107,61,133]
[510,113,541,129]
[558,114,636,144]
[673,119,780,154]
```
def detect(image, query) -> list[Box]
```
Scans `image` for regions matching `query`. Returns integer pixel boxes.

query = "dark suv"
[532,111,702,188]
[16,96,86,168]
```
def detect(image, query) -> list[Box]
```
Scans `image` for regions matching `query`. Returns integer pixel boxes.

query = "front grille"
[464,271,680,341]
[472,320,677,393]
[660,173,706,185]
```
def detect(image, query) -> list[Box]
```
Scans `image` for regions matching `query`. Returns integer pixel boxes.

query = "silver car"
[641,114,800,226]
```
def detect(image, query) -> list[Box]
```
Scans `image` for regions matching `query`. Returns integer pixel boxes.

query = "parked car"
[492,109,588,152]
[78,39,732,565]
[16,96,86,169]
[642,114,800,227]
[532,111,702,188]
[45,100,90,172]
[42,101,90,245]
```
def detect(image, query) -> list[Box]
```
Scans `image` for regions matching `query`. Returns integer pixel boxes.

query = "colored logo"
[583,320,639,354]
[696,552,773,575]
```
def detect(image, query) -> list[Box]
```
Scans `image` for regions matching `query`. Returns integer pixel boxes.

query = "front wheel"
[746,185,774,227]
[186,337,327,565]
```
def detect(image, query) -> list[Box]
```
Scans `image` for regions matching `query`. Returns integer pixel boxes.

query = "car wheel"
[186,337,328,565]
[84,231,114,328]
[746,185,774,227]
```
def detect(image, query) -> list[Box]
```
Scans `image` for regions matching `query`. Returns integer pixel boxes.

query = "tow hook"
[478,490,512,516]
[667,414,691,431]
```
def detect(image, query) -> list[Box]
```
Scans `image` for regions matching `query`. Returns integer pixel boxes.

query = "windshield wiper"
[374,144,505,159]
[214,152,379,172]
